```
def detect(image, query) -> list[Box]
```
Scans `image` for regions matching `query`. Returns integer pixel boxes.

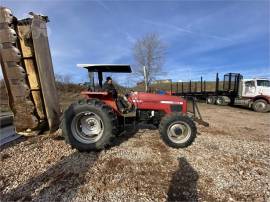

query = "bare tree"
[55,73,73,92]
[133,33,165,91]
[55,73,72,84]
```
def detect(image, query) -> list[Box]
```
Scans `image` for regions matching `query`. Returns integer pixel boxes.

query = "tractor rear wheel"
[61,99,118,151]
[159,113,197,148]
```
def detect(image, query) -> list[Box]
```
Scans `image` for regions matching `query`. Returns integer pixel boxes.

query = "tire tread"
[61,98,118,151]
[159,113,197,148]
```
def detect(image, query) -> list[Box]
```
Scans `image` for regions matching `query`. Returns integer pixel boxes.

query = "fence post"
[201,76,203,92]
[182,82,184,93]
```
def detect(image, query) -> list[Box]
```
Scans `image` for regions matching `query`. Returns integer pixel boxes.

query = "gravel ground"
[0,103,269,201]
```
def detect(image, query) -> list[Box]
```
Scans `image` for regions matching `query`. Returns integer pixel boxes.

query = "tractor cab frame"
[77,63,131,90]
[77,64,134,115]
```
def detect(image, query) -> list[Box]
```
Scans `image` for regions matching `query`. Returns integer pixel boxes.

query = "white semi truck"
[232,77,270,112]
[173,73,270,112]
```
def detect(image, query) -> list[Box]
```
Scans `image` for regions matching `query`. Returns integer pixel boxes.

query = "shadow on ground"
[1,151,98,201]
[110,123,157,148]
[167,157,199,202]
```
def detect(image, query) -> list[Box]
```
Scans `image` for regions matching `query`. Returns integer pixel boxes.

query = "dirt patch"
[0,103,269,201]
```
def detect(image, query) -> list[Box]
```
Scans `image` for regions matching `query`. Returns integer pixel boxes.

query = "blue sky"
[1,0,269,86]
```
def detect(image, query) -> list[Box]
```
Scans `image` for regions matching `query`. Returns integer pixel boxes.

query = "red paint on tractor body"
[81,91,119,113]
[81,91,187,115]
[129,92,187,113]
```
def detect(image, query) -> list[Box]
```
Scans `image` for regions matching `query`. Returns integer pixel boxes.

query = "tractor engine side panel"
[130,92,187,114]
[137,109,165,125]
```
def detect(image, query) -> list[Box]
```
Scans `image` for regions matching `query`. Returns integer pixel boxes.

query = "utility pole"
[143,66,148,92]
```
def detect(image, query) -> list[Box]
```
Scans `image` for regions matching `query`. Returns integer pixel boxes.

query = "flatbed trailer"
[172,73,240,101]
[172,73,270,112]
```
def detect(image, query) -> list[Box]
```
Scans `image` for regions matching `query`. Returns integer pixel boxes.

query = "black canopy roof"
[77,64,132,73]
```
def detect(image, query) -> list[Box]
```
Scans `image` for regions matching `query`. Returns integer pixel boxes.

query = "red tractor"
[61,64,208,151]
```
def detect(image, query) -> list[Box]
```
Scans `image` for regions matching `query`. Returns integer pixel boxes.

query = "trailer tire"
[252,99,269,113]
[216,96,227,106]
[159,113,197,148]
[206,96,216,104]
[61,99,118,151]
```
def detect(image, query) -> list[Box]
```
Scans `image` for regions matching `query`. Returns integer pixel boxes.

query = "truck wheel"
[159,113,197,148]
[206,96,215,104]
[61,99,118,151]
[216,96,227,106]
[252,99,269,113]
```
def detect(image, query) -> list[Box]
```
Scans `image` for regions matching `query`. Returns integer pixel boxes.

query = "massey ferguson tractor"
[61,64,208,151]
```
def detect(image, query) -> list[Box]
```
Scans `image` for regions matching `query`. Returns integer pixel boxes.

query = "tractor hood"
[133,92,184,104]
[129,92,187,113]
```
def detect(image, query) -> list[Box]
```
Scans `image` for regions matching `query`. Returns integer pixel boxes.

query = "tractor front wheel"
[159,114,197,148]
[61,99,118,151]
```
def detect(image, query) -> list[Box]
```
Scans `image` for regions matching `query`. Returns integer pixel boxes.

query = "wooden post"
[228,73,232,90]
[31,15,61,131]
[201,76,203,92]
[215,73,219,94]
[182,82,184,93]
[17,24,46,120]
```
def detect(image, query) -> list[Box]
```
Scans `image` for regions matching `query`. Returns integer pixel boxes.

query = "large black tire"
[206,96,216,104]
[252,99,269,113]
[61,99,118,151]
[216,96,227,106]
[159,113,197,148]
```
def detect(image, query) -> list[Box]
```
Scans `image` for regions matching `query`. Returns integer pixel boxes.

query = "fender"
[252,95,270,103]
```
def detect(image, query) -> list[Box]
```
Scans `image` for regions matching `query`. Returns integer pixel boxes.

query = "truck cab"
[238,78,270,112]
[206,73,270,112]
[242,79,270,98]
